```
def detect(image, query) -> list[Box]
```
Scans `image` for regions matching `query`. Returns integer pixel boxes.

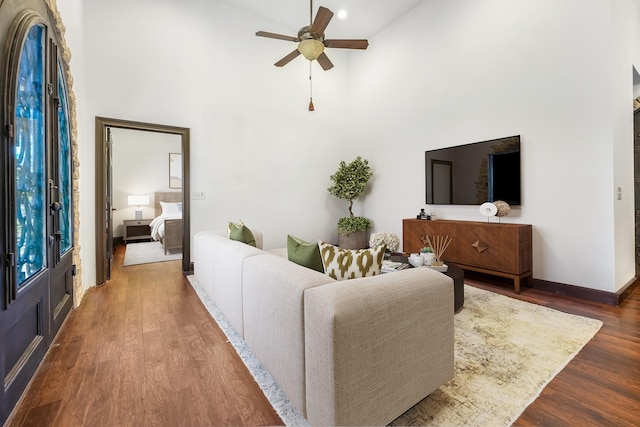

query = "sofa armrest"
[304,268,454,426]
[243,253,334,416]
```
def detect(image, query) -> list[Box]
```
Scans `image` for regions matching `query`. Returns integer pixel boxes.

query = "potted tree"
[328,156,373,249]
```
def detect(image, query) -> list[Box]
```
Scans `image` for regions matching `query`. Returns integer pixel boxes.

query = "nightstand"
[123,219,152,243]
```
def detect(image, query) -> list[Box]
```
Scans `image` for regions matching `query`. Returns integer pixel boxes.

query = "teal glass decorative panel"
[15,24,46,286]
[57,57,72,255]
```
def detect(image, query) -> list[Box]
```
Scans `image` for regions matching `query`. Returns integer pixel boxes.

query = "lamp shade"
[298,39,325,61]
[127,194,149,206]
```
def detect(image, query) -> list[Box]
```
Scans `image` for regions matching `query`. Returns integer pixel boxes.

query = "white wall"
[612,0,639,290]
[348,0,637,292]
[110,128,182,237]
[70,0,352,289]
[57,0,638,294]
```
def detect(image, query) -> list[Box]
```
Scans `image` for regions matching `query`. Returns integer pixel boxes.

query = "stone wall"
[45,0,83,307]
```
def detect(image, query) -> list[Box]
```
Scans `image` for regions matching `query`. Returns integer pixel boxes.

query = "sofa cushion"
[318,241,385,281]
[288,235,324,273]
[228,220,256,247]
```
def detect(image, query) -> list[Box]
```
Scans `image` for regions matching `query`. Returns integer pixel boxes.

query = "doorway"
[95,117,191,285]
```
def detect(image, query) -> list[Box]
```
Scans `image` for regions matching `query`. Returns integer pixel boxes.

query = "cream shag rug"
[123,241,182,266]
[187,277,602,427]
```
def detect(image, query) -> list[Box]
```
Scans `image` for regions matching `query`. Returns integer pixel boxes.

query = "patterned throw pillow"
[288,235,324,273]
[227,220,256,247]
[318,241,385,281]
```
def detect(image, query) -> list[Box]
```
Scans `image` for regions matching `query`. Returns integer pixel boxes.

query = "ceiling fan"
[255,1,369,72]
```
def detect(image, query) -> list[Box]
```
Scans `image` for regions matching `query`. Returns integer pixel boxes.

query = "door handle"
[50,201,62,212]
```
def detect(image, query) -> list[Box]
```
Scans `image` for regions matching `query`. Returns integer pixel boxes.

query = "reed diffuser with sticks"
[424,235,452,266]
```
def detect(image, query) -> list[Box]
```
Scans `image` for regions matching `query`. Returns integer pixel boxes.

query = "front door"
[0,7,75,424]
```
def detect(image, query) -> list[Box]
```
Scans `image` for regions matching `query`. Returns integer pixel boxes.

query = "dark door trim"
[94,117,190,285]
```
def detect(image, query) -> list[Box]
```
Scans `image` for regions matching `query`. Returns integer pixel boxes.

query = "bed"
[150,191,183,254]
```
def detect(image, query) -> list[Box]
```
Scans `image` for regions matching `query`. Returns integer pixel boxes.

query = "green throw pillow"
[318,241,385,281]
[228,220,256,247]
[287,235,324,273]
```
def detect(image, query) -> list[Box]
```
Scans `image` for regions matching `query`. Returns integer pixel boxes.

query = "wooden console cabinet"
[403,219,532,293]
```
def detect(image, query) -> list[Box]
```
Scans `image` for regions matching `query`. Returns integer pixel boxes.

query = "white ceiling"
[219,0,426,39]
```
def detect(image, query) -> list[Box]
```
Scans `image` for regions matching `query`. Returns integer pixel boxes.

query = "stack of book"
[381,260,410,273]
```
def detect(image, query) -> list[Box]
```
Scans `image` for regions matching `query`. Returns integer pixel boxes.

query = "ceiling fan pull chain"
[308,62,314,111]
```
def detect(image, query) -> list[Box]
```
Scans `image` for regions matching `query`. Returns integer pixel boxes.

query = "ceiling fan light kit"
[298,39,325,61]
[256,1,369,110]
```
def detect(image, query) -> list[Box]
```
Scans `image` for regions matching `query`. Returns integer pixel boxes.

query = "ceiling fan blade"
[310,6,334,36]
[256,31,299,42]
[274,49,301,67]
[316,52,334,71]
[324,39,369,49]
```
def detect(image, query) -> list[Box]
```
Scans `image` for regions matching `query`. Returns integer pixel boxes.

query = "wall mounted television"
[425,135,521,206]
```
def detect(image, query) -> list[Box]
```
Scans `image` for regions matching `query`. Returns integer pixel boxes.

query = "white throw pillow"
[160,201,180,214]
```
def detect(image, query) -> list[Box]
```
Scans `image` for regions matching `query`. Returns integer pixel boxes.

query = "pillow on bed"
[318,241,385,281]
[287,235,324,273]
[227,220,256,247]
[160,201,181,215]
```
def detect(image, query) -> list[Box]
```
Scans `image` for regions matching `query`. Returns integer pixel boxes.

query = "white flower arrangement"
[369,232,400,253]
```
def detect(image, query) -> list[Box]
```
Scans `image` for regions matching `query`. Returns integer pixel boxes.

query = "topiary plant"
[328,156,373,235]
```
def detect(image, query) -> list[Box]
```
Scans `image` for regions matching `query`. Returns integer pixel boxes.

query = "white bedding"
[149,212,182,241]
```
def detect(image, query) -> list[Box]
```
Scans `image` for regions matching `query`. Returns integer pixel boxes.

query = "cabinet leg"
[514,277,521,294]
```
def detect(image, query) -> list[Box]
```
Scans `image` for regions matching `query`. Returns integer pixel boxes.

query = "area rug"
[186,277,603,427]
[123,241,182,266]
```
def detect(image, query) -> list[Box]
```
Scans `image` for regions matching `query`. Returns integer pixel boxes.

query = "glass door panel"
[57,57,72,255]
[15,24,46,288]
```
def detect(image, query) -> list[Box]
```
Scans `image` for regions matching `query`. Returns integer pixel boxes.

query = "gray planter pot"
[338,230,368,249]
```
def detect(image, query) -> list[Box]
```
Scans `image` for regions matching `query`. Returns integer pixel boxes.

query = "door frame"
[94,117,190,285]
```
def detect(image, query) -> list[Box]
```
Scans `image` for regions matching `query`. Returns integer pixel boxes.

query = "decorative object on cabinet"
[128,194,149,220]
[417,208,431,220]
[479,202,498,220]
[479,200,511,223]
[403,218,532,293]
[493,200,511,218]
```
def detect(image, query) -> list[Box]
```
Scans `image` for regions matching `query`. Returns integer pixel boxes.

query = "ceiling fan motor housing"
[298,25,324,42]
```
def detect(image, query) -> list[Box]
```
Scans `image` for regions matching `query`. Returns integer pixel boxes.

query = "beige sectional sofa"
[193,230,454,426]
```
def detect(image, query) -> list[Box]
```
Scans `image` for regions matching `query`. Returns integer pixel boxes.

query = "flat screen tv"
[425,135,521,205]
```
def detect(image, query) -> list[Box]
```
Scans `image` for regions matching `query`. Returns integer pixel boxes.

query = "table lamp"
[127,194,149,220]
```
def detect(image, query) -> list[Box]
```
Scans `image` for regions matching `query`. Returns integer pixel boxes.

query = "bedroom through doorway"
[95,117,191,285]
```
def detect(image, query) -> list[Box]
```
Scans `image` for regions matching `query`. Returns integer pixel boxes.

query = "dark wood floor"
[5,247,640,426]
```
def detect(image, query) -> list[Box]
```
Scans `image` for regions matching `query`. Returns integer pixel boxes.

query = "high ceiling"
[220,0,426,39]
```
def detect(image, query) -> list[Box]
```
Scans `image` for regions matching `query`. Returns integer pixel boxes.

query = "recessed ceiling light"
[337,9,348,20]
